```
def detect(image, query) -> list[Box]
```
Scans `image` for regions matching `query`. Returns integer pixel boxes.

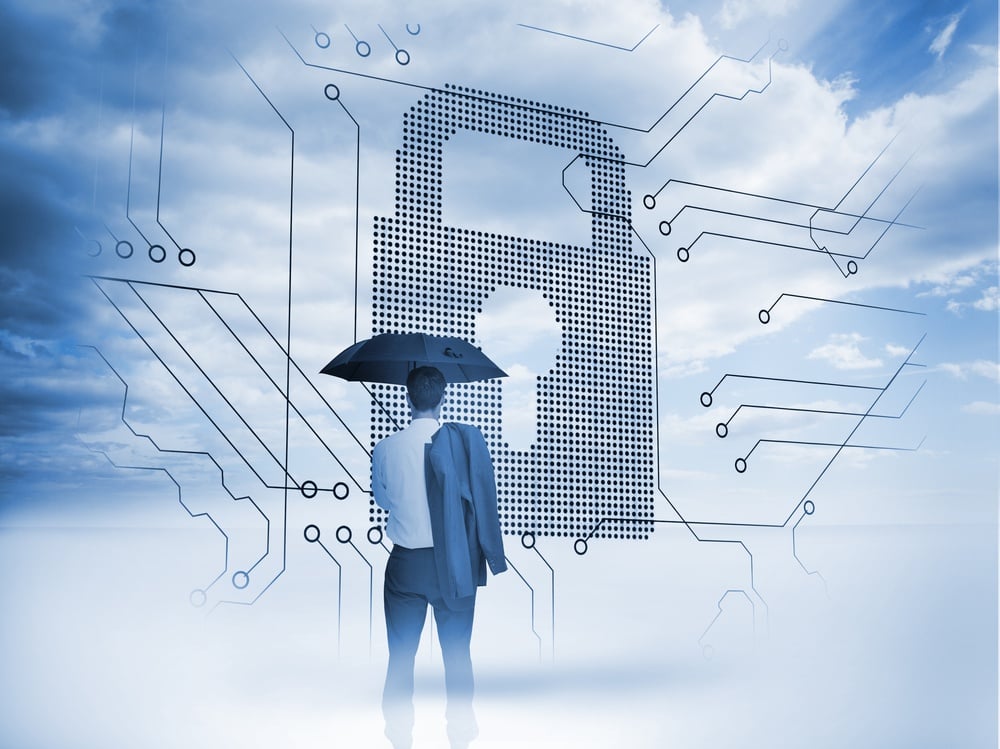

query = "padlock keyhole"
[476,286,561,452]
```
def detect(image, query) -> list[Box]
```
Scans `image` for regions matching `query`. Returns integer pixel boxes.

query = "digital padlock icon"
[371,84,656,542]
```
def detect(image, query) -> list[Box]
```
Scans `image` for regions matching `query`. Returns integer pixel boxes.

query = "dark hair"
[406,366,446,411]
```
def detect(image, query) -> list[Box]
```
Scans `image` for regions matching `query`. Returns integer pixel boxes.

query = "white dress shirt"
[371,417,440,548]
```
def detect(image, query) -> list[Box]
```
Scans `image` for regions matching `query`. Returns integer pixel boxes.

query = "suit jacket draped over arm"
[425,423,507,608]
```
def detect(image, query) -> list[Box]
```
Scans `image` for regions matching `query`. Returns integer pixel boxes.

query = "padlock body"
[371,85,655,541]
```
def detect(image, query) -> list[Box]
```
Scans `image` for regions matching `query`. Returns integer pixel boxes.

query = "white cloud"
[808,333,883,370]
[933,259,1000,314]
[950,285,1000,314]
[656,407,728,444]
[938,362,963,378]
[885,343,911,357]
[929,12,964,61]
[716,0,800,29]
[962,400,1000,415]
[939,360,1000,382]
[972,286,1000,311]
[659,358,709,380]
[626,21,997,377]
[0,330,53,359]
[919,271,982,297]
[963,360,999,382]
[658,466,714,481]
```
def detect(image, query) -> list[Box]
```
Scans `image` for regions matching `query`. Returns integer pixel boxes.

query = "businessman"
[372,365,507,749]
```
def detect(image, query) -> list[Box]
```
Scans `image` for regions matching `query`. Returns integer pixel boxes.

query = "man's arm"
[371,441,391,511]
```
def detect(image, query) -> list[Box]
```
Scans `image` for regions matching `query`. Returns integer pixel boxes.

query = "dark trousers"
[383,545,478,749]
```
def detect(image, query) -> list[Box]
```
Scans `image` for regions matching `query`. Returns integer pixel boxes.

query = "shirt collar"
[409,417,440,429]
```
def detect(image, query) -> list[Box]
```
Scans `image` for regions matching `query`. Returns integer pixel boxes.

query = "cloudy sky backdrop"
[1,0,997,747]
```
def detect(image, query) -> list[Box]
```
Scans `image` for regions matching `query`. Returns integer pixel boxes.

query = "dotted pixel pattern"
[371,84,655,541]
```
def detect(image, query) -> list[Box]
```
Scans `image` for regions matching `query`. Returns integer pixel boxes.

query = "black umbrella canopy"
[320,332,507,385]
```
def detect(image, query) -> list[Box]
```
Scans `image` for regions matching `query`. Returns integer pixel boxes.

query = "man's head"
[406,366,446,414]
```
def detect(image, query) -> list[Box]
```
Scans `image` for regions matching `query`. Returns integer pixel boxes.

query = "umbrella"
[320,332,507,384]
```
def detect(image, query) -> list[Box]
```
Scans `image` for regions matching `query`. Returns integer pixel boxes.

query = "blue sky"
[805,0,997,114]
[0,0,996,745]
